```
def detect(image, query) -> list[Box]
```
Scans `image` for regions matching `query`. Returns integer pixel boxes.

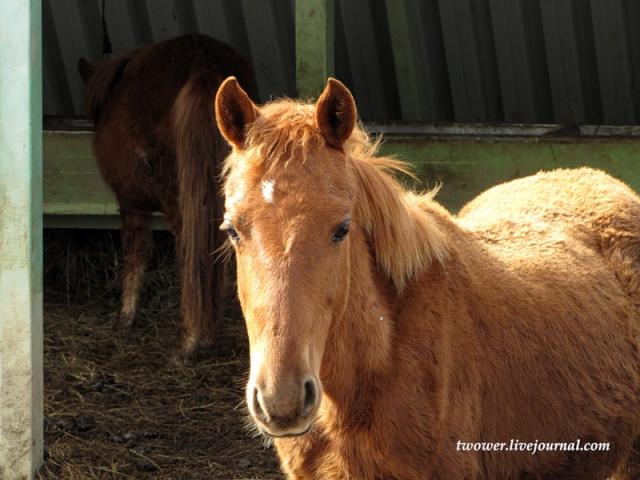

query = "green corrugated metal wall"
[44,0,640,124]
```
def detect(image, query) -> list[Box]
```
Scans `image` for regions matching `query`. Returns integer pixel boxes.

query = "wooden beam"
[295,0,335,98]
[43,132,117,216]
[0,1,44,477]
[378,137,640,212]
[42,129,640,224]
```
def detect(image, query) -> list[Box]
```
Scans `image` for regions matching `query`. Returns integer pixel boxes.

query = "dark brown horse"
[215,77,640,479]
[79,34,257,355]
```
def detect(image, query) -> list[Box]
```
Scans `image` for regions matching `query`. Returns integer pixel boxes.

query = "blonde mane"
[223,98,448,292]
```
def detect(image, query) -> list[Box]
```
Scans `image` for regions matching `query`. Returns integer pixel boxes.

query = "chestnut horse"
[78,35,256,355]
[214,77,640,479]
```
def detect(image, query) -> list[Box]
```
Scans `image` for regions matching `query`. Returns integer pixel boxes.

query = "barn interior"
[3,0,640,478]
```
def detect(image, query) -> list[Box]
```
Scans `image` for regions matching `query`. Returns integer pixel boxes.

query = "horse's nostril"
[252,387,267,421]
[302,378,317,415]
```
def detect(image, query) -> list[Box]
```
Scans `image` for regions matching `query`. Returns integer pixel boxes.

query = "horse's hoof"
[179,335,215,363]
[116,312,136,331]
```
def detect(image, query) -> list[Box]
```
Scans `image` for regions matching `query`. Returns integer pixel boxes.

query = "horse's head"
[216,77,447,437]
[215,77,360,437]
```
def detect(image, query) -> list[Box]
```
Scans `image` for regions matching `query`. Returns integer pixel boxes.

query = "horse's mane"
[83,53,134,121]
[223,99,448,292]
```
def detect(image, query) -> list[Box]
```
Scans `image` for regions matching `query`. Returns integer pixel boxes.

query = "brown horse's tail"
[78,54,133,121]
[173,75,230,352]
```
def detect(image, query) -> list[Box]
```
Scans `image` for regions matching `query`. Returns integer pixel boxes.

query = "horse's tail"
[173,74,229,352]
[78,54,133,121]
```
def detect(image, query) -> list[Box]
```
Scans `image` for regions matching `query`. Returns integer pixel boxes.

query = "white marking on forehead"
[262,179,276,204]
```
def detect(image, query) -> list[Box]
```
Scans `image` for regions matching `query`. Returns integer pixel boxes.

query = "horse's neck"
[319,227,412,423]
[318,195,467,426]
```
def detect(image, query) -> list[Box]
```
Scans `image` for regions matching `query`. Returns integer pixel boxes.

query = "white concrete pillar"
[0,0,44,478]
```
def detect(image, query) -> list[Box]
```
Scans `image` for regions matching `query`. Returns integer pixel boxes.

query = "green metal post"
[0,1,44,478]
[295,0,335,98]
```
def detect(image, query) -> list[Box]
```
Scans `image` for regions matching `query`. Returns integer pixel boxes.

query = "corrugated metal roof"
[44,0,640,124]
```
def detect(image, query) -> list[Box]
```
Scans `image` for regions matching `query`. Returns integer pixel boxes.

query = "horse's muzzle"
[248,376,320,437]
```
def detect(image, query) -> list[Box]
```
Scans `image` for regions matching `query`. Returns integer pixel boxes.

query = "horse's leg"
[119,208,152,329]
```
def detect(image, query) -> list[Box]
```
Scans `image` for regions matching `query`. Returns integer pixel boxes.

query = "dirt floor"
[40,230,283,479]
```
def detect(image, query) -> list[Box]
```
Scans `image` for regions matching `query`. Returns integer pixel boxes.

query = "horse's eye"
[221,222,239,242]
[332,220,351,243]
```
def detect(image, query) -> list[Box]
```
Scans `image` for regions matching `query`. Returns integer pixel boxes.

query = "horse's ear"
[315,78,356,149]
[78,57,95,85]
[215,76,258,149]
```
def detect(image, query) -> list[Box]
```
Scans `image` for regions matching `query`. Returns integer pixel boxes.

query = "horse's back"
[116,34,256,124]
[95,34,255,143]
[456,168,640,478]
[88,34,255,208]
[458,167,639,234]
[458,167,640,304]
